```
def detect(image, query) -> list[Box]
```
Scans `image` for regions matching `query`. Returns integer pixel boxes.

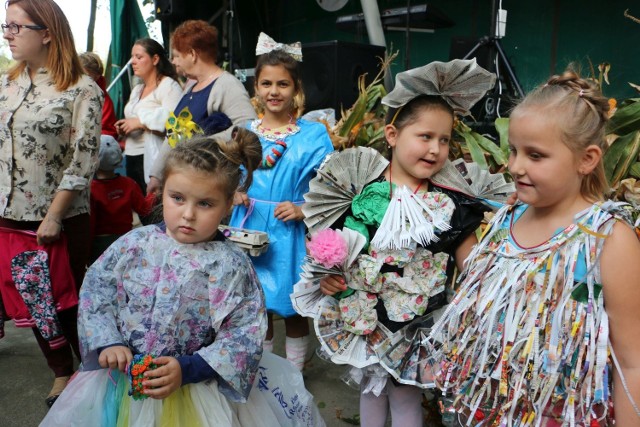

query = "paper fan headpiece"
[382,59,496,116]
[255,32,303,62]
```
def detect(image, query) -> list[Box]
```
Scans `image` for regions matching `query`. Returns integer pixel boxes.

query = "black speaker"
[154,0,183,18]
[301,41,386,118]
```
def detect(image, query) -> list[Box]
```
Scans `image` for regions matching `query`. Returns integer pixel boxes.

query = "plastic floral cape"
[422,201,634,426]
[78,225,266,401]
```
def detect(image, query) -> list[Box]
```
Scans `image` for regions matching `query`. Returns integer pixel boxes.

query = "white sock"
[387,382,424,426]
[263,338,273,353]
[359,388,389,427]
[285,335,309,371]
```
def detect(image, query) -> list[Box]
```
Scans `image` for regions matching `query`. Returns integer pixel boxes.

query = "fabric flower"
[307,228,348,268]
[351,181,390,227]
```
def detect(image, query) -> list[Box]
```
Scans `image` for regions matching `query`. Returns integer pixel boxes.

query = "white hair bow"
[255,32,303,62]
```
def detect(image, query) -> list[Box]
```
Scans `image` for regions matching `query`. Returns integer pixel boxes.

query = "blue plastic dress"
[229,118,333,317]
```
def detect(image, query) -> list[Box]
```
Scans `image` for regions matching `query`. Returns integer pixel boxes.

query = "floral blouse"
[0,67,103,220]
[78,225,268,401]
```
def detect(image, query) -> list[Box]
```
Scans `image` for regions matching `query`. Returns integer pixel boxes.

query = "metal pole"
[107,58,133,92]
[228,0,235,69]
[360,0,393,89]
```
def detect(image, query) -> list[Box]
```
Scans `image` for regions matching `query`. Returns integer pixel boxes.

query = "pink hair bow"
[255,32,303,62]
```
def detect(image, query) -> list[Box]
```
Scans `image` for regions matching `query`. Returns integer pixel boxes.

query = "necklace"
[387,164,425,199]
[250,117,300,169]
[189,70,219,99]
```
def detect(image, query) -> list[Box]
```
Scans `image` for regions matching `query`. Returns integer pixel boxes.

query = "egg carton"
[219,225,269,256]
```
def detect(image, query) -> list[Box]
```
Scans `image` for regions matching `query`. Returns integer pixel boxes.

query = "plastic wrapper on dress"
[375,314,441,389]
[229,119,334,317]
[312,294,397,369]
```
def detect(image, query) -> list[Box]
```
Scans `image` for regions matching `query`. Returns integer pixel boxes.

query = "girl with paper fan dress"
[229,33,334,370]
[424,72,640,426]
[41,130,325,427]
[293,59,508,426]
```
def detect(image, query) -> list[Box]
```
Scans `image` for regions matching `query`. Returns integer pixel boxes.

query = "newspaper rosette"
[302,146,389,233]
[291,228,385,368]
[382,58,496,116]
[291,228,367,319]
[166,107,204,148]
[430,158,515,207]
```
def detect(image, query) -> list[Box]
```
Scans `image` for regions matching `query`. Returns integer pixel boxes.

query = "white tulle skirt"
[40,351,325,427]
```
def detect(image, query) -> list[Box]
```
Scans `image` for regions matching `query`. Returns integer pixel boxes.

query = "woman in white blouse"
[115,38,182,194]
[0,0,102,407]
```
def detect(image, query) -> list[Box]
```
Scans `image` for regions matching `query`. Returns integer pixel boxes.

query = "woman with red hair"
[147,20,256,194]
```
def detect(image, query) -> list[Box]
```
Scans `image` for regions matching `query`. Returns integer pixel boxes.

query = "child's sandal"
[45,375,70,408]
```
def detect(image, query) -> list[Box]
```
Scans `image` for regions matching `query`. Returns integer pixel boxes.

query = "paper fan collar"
[382,59,496,116]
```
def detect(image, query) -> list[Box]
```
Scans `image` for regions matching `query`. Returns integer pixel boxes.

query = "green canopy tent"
[107,0,149,119]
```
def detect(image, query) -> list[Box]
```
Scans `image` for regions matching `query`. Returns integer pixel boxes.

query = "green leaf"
[365,84,386,111]
[495,117,510,157]
[604,135,628,180]
[608,131,640,186]
[628,162,640,179]
[608,99,640,135]
[473,131,508,166]
[317,402,326,409]
[338,412,361,425]
[460,129,489,169]
[338,97,368,137]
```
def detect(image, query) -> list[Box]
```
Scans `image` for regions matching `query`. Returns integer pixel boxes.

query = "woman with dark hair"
[147,20,256,195]
[115,38,182,193]
[0,0,102,406]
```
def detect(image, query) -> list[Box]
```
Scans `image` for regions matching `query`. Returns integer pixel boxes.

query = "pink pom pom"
[307,229,348,268]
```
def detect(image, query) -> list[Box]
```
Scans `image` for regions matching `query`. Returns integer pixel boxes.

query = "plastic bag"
[301,109,336,128]
[244,351,326,427]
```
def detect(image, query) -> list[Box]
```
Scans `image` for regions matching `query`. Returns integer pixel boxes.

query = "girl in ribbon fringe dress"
[312,60,499,426]
[425,72,640,426]
[41,129,325,427]
[229,33,334,370]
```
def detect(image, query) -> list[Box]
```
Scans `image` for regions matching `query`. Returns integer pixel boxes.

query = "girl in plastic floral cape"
[291,59,510,426]
[41,130,325,427]
[423,71,640,426]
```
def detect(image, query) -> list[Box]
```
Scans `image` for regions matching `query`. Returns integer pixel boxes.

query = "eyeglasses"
[1,23,46,35]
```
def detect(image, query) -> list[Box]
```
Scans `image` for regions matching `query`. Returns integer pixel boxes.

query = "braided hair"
[162,128,262,200]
